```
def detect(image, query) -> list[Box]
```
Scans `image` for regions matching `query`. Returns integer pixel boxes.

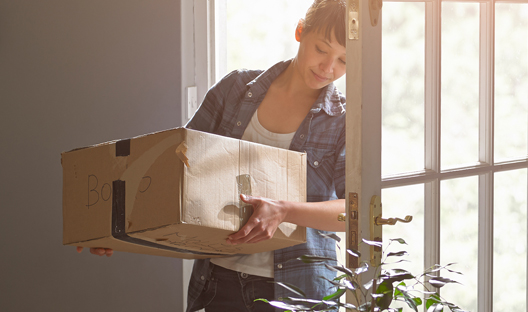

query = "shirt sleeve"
[185,70,239,133]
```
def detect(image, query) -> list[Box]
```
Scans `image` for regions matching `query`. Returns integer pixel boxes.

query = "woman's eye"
[316,46,326,54]
[339,58,346,65]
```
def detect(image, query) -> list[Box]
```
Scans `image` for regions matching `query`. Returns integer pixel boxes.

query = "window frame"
[380,0,528,310]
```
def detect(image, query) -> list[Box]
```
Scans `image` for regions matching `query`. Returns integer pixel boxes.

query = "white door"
[347,0,528,311]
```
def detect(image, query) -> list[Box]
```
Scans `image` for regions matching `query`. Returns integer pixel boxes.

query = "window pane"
[494,4,528,162]
[382,2,425,176]
[441,3,480,169]
[440,177,478,312]
[225,0,346,95]
[494,169,527,312]
[382,184,424,310]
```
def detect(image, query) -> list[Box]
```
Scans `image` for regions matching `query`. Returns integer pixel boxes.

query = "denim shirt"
[185,60,346,311]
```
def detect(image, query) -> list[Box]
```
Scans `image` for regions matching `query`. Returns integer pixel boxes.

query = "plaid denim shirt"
[185,60,346,311]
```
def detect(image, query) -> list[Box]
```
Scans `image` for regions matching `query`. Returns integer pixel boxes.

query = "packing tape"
[175,141,190,168]
[236,174,253,227]
[115,139,131,157]
[111,179,222,256]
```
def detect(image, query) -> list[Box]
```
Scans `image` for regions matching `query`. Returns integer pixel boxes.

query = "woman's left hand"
[226,194,287,245]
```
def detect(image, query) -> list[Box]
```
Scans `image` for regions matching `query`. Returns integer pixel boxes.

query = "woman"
[81,1,347,311]
[185,1,347,311]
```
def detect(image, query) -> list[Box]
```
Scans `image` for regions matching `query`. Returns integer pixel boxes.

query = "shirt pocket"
[305,147,337,200]
[305,147,335,169]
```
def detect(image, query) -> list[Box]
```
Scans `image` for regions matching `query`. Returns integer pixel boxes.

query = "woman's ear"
[295,19,304,42]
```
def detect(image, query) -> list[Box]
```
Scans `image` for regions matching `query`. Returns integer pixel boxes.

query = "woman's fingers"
[87,247,113,257]
[227,194,284,245]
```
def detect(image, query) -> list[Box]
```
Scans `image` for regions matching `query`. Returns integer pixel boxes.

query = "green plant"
[257,233,468,312]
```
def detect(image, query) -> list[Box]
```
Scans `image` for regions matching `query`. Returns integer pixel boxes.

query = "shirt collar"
[246,60,346,117]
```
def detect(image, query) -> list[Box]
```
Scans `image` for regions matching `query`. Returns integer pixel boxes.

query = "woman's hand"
[226,194,288,245]
[227,196,346,246]
[76,246,114,257]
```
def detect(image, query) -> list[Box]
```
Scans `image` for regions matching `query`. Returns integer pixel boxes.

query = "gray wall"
[0,1,185,311]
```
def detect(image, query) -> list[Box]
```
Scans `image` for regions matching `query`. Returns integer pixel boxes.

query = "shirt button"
[300,134,305,139]
[200,275,205,281]
[247,91,253,98]
[314,161,319,166]
[237,121,242,126]
[277,264,283,269]
[241,272,248,278]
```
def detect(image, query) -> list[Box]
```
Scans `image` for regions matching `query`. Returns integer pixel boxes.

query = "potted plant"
[258,233,468,312]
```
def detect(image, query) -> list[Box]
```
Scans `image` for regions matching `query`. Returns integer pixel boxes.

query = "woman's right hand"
[76,246,114,257]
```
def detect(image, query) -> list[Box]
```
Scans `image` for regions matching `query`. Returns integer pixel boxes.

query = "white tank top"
[210,110,296,277]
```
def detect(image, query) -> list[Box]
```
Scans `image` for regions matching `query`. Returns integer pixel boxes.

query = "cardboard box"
[62,128,307,259]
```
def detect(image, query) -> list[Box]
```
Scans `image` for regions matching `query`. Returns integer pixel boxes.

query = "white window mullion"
[478,171,494,312]
[180,0,197,126]
[424,179,441,278]
[478,2,495,311]
[209,0,227,84]
[193,0,214,97]
[479,0,495,166]
[425,0,441,175]
[424,0,442,285]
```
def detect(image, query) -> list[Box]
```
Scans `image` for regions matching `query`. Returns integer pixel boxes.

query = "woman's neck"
[272,59,321,101]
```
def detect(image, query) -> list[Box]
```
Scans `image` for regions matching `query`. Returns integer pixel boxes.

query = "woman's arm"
[226,194,345,245]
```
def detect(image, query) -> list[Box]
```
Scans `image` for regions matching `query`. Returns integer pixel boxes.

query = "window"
[380,1,528,311]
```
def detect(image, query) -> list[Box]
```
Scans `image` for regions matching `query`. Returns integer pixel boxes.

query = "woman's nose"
[320,58,334,74]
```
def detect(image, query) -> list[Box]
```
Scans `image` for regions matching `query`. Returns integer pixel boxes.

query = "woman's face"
[295,28,347,90]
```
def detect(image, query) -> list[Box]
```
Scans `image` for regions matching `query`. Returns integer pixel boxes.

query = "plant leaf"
[296,255,335,264]
[404,296,419,312]
[383,259,411,265]
[321,276,356,291]
[264,300,312,311]
[382,270,414,284]
[362,238,383,248]
[428,263,462,275]
[347,248,361,258]
[358,302,371,312]
[426,294,442,309]
[322,288,346,301]
[363,278,374,291]
[427,276,461,288]
[351,279,362,291]
[375,280,394,309]
[395,281,407,294]
[282,297,324,305]
[446,268,463,275]
[445,302,467,312]
[354,262,369,275]
[273,282,306,298]
[341,303,357,310]
[324,263,354,277]
[413,297,423,306]
[390,238,408,245]
[394,282,404,298]
[426,303,444,312]
[387,251,408,257]
[317,231,341,242]
[413,289,437,295]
